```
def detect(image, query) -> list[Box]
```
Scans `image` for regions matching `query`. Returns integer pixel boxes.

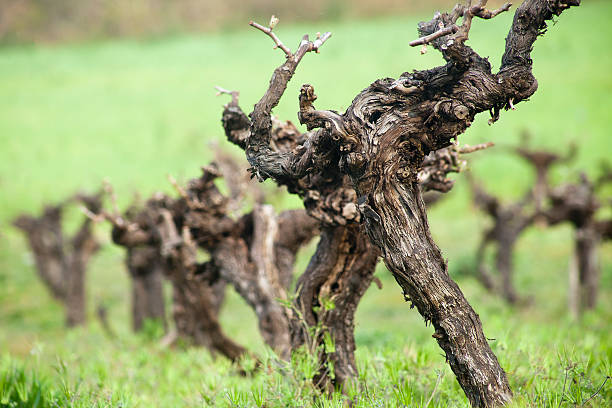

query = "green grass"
[1,1,611,407]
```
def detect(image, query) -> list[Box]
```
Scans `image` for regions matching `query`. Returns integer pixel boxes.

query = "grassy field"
[0,1,611,407]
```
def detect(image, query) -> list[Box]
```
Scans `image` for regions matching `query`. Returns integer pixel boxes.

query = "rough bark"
[220,58,380,390]
[165,163,318,359]
[292,225,379,391]
[226,1,581,405]
[219,30,487,394]
[156,208,247,361]
[13,193,101,327]
[209,204,319,359]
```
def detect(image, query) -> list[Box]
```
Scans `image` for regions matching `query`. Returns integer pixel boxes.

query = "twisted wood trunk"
[212,205,319,359]
[225,0,580,404]
[221,92,381,389]
[65,216,100,326]
[156,205,247,360]
[291,225,379,391]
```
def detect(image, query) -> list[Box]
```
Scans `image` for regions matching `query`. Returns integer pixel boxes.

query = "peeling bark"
[222,1,581,404]
[165,163,318,359]
[157,207,247,361]
[292,225,378,391]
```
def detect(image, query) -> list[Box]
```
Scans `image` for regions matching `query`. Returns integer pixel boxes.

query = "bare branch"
[79,205,106,224]
[418,142,494,193]
[167,174,189,201]
[409,25,458,47]
[294,32,332,63]
[474,2,512,19]
[245,23,332,184]
[102,179,120,217]
[458,142,495,154]
[249,19,293,57]
[214,86,240,106]
[298,84,346,134]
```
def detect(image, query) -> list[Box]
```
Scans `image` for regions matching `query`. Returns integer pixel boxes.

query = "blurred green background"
[0,0,610,406]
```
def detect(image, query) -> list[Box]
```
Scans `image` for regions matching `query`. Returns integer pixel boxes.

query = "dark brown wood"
[165,163,318,359]
[218,22,491,394]
[13,193,102,327]
[157,207,247,361]
[220,60,380,390]
[291,225,378,391]
[224,1,581,405]
[110,199,168,332]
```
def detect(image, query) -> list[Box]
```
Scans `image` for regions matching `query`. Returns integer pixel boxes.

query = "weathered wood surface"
[219,0,580,404]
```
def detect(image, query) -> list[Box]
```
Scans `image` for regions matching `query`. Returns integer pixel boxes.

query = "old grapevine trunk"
[542,172,609,317]
[468,175,535,303]
[292,225,378,390]
[219,81,381,389]
[360,180,512,405]
[128,250,167,332]
[212,204,319,358]
[13,194,101,327]
[233,0,580,405]
[111,204,168,332]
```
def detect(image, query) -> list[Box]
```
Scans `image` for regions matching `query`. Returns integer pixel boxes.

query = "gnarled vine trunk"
[224,0,580,405]
[291,225,379,391]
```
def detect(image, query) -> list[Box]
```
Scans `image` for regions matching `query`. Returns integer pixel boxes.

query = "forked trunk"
[213,226,293,356]
[13,197,101,327]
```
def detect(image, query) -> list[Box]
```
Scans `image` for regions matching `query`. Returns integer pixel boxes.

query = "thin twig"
[410,25,458,47]
[249,20,293,57]
[473,2,512,19]
[79,205,105,223]
[581,376,610,406]
[214,86,240,106]
[458,142,495,154]
[425,370,444,407]
[167,174,189,201]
